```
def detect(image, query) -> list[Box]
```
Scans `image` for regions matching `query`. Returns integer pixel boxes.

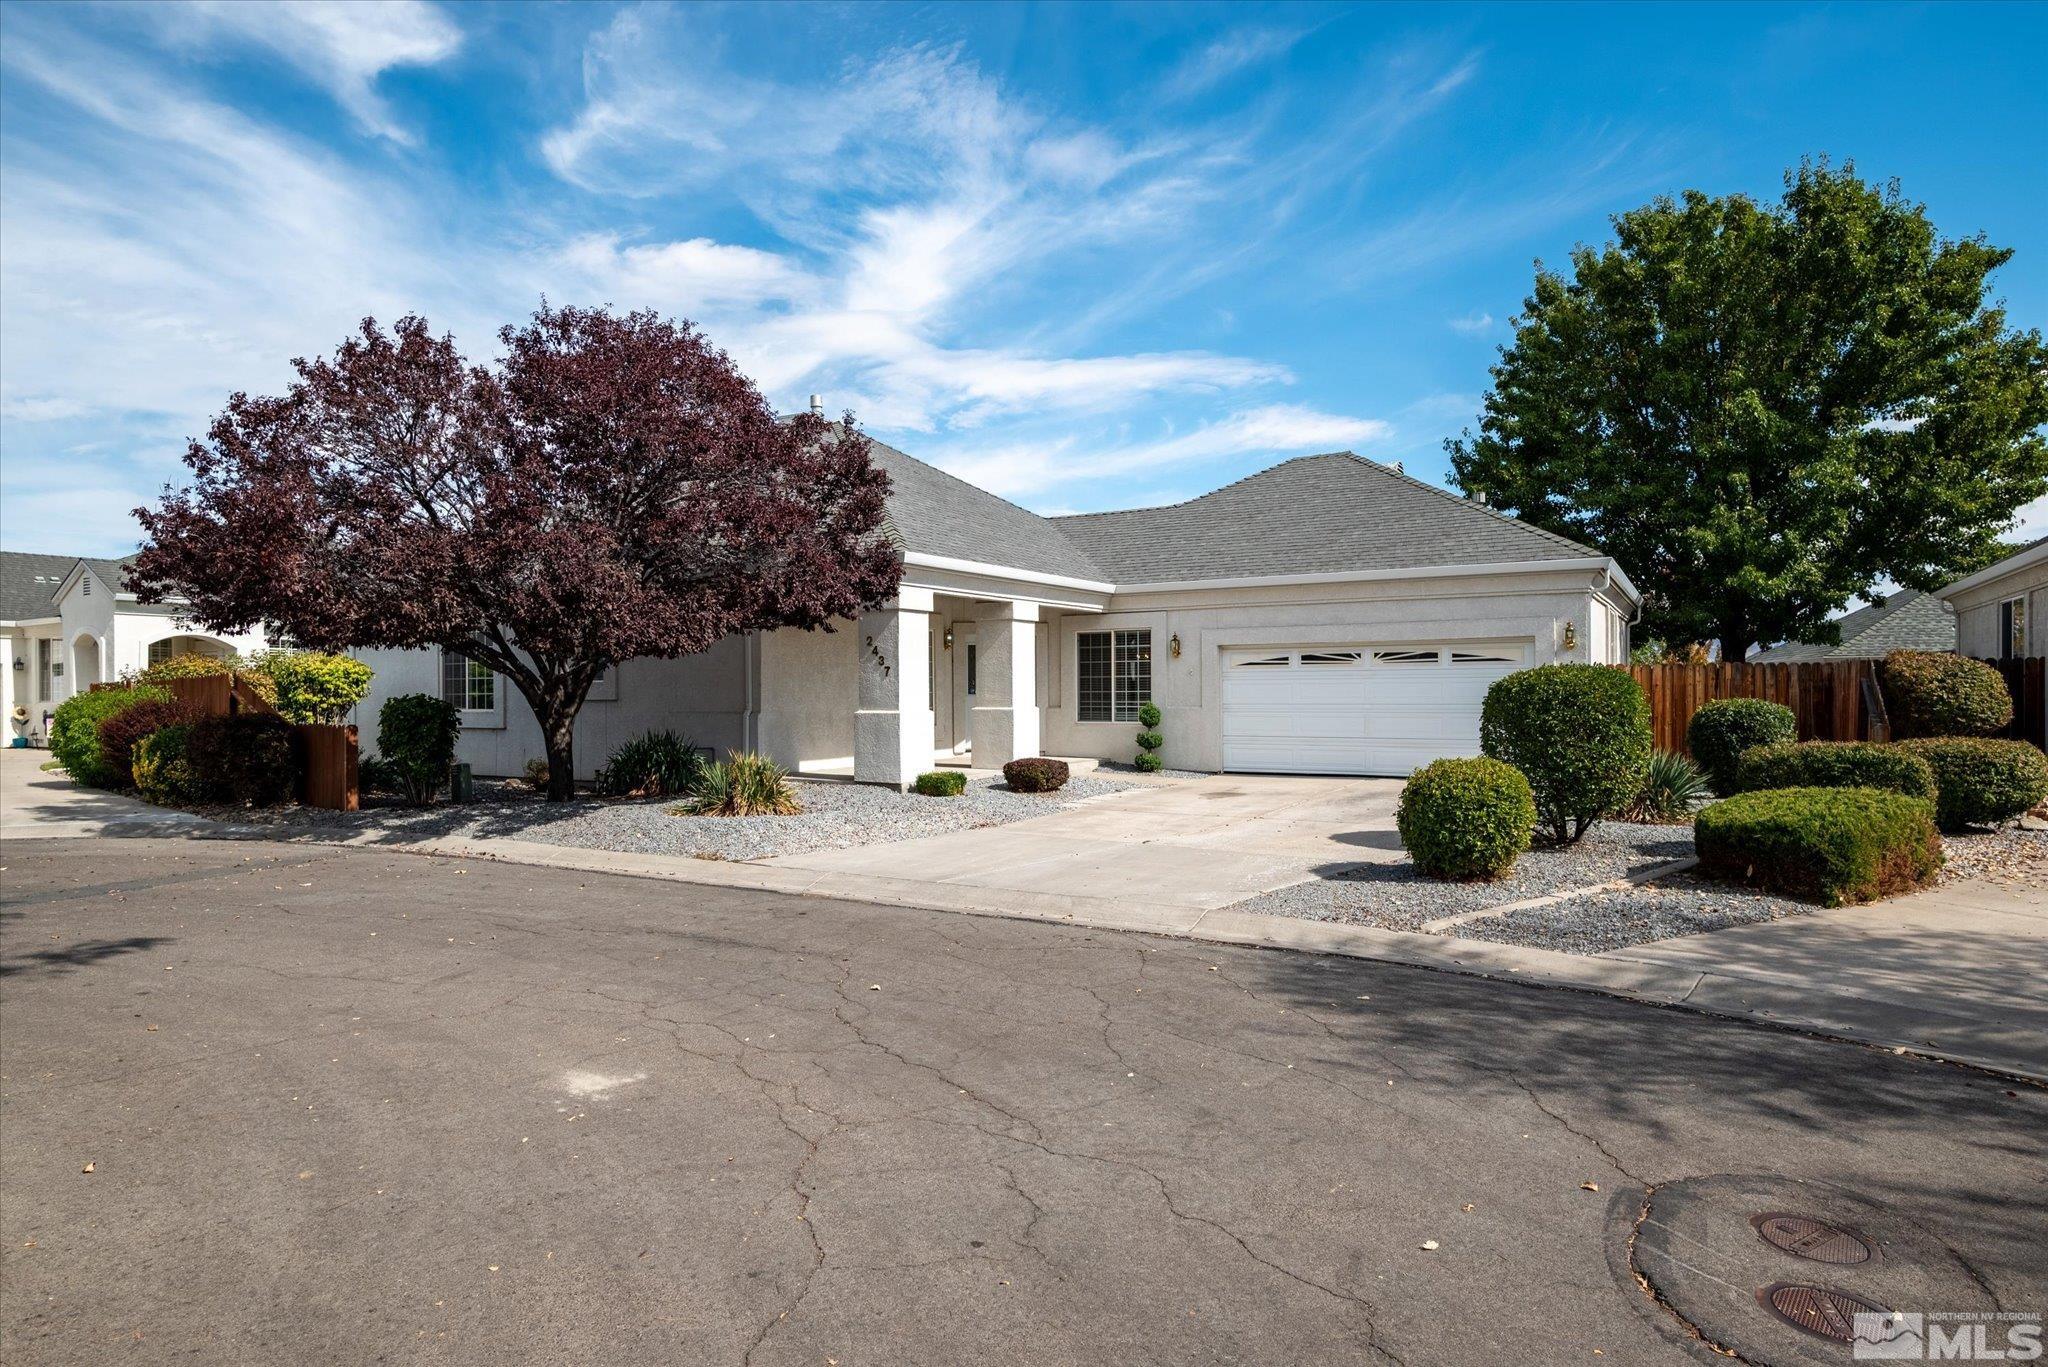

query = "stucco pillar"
[853,588,935,790]
[0,635,16,743]
[972,601,1040,770]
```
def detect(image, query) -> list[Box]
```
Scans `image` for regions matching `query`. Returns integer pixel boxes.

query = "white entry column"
[853,588,935,791]
[971,601,1040,770]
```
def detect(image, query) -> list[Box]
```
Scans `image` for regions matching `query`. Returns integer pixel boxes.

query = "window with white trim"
[148,638,174,667]
[1450,650,1519,665]
[1300,650,1365,665]
[2000,596,2028,659]
[1078,629,1151,721]
[442,650,496,712]
[966,642,978,697]
[1373,649,1441,665]
[1231,654,1291,668]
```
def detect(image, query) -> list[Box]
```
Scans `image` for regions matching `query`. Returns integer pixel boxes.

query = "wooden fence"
[1628,657,2046,755]
[165,674,359,810]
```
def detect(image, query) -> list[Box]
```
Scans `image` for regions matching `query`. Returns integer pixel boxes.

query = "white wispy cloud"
[1448,311,1495,334]
[1162,27,1307,100]
[144,0,461,144]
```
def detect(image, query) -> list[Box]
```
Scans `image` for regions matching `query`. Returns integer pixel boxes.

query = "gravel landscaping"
[204,773,1138,862]
[1450,874,1807,954]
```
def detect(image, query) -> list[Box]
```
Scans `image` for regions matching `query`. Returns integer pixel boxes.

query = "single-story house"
[1749,589,1957,663]
[1937,535,2046,661]
[0,551,270,744]
[353,444,1640,787]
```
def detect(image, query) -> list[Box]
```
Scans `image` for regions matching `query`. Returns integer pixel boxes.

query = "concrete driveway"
[0,749,214,841]
[766,773,1404,909]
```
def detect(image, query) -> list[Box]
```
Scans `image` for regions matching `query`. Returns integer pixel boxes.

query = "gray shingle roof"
[868,439,1108,582]
[1048,453,1601,584]
[0,552,140,621]
[1750,590,1958,662]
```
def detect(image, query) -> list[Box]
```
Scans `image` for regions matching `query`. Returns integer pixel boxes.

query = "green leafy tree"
[1449,162,2048,660]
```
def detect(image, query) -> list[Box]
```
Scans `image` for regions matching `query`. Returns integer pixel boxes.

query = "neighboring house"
[1749,590,1957,663]
[354,446,1640,787]
[0,551,269,745]
[1936,536,2047,661]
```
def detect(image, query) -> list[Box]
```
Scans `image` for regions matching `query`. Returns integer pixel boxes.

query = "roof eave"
[1110,556,1642,601]
[1935,540,2048,601]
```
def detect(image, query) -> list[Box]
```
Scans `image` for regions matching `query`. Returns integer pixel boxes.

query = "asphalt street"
[2,836,2041,1365]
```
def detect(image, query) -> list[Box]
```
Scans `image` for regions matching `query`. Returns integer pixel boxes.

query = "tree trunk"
[543,710,577,802]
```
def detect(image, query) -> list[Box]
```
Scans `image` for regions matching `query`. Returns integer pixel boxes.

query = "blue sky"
[3,0,2045,558]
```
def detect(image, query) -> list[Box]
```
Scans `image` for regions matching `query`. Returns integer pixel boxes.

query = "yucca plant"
[594,730,705,797]
[1628,749,1712,822]
[676,751,803,817]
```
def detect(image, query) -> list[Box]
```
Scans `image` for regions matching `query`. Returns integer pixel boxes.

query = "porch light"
[1561,622,1578,651]
[1169,633,1181,659]
[943,626,955,650]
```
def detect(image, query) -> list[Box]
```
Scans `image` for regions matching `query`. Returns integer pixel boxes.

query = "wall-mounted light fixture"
[9,658,21,671]
[943,626,955,650]
[1169,633,1182,659]
[1561,622,1578,651]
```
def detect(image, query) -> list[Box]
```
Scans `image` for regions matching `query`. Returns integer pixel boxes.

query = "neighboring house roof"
[1934,535,2048,602]
[0,551,142,623]
[867,439,1109,583]
[1750,590,1958,663]
[1047,453,1602,585]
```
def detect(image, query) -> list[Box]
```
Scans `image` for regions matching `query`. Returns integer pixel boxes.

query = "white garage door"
[1221,644,1524,776]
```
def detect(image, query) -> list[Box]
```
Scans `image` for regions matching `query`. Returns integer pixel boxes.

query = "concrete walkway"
[7,749,2041,1079]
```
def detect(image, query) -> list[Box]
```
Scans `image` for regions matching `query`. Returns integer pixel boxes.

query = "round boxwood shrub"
[1878,649,2013,738]
[1480,664,1651,845]
[48,684,168,787]
[1686,698,1797,795]
[132,724,198,806]
[185,713,300,806]
[1003,757,1070,792]
[912,770,967,797]
[1896,738,2048,832]
[1397,757,1537,881]
[377,693,461,805]
[95,698,200,790]
[1733,741,1938,802]
[1695,787,1942,906]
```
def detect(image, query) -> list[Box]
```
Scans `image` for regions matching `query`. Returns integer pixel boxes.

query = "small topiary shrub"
[131,724,198,806]
[1626,749,1712,822]
[1397,757,1537,881]
[1480,664,1651,845]
[1135,701,1164,772]
[1734,742,1938,802]
[594,730,704,797]
[1878,649,2013,739]
[912,770,967,797]
[377,693,461,805]
[95,698,200,790]
[1686,698,1797,795]
[1003,757,1070,792]
[254,649,374,724]
[1694,787,1943,906]
[185,713,300,806]
[49,685,167,787]
[1896,738,2048,832]
[680,752,802,816]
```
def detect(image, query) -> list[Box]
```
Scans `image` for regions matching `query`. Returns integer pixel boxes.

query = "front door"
[951,628,977,755]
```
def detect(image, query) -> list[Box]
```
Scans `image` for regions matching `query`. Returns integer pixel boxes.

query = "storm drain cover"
[1752,1213,1878,1265]
[1759,1284,1892,1342]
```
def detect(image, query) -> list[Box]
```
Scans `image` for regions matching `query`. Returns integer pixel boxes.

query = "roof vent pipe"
[1393,460,1403,474]
[808,394,824,416]
[1474,490,1488,505]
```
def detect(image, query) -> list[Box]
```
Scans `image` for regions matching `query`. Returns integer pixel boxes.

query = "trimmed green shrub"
[185,713,300,806]
[1879,649,2013,738]
[1734,742,1938,802]
[377,693,461,805]
[680,752,802,816]
[254,650,374,724]
[132,724,198,806]
[1003,757,1070,792]
[357,754,403,797]
[1627,749,1712,822]
[1135,700,1164,770]
[1686,698,1797,794]
[1897,738,2048,832]
[49,685,167,787]
[1694,787,1943,906]
[1397,757,1537,881]
[912,770,967,797]
[95,698,200,789]
[594,730,704,797]
[1480,664,1652,845]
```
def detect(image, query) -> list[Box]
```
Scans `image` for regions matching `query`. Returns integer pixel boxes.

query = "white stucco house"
[0,551,270,745]
[1936,535,2046,661]
[353,444,1640,787]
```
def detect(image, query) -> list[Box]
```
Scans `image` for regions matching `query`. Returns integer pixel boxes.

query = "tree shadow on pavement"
[0,934,174,978]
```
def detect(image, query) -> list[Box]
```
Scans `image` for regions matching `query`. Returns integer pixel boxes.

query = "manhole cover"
[1752,1213,1878,1265]
[1758,1284,1891,1342]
